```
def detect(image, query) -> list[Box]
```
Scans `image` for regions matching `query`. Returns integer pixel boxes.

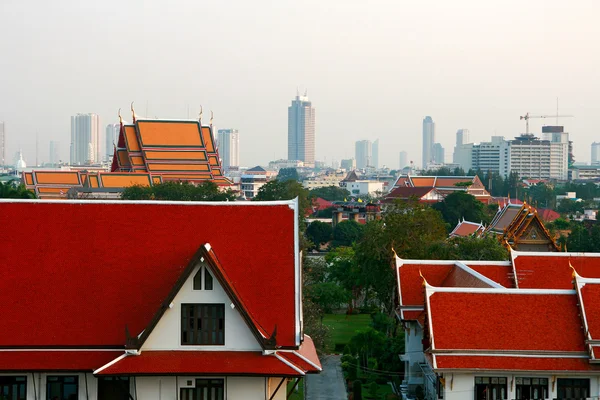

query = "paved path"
[306,355,347,400]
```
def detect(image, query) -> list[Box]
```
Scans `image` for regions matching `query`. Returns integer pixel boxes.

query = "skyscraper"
[372,139,379,169]
[456,129,470,146]
[49,141,60,167]
[432,143,445,164]
[0,121,5,167]
[399,151,408,170]
[70,113,100,165]
[105,123,119,162]
[592,142,600,165]
[288,92,315,164]
[217,129,240,170]
[355,140,372,169]
[422,116,435,168]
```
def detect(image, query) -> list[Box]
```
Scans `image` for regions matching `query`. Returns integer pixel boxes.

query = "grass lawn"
[287,378,304,400]
[322,313,372,353]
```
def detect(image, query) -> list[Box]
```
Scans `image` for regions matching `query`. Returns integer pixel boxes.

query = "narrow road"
[306,355,347,400]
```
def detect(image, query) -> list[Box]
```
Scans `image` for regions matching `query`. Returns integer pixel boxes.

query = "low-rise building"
[339,171,385,196]
[0,199,321,400]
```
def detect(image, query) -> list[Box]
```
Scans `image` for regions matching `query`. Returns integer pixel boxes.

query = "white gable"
[142,260,262,351]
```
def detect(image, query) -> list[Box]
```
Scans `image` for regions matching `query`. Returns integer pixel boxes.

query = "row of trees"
[0,181,36,199]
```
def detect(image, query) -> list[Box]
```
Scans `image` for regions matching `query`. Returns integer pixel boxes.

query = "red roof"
[0,351,123,372]
[514,253,600,289]
[96,351,304,376]
[0,200,298,348]
[429,291,585,352]
[579,280,600,341]
[434,355,600,372]
[538,208,560,222]
[384,187,437,203]
[468,264,515,288]
[449,221,483,238]
[312,197,333,211]
[398,263,453,307]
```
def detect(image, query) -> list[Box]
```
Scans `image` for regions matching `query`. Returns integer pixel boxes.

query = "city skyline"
[0,1,599,167]
[288,93,315,165]
[217,129,240,170]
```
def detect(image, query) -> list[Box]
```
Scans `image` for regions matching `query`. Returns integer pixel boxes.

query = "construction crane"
[519,113,574,134]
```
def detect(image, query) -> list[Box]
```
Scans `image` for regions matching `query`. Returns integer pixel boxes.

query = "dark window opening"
[181,304,225,345]
[180,379,224,400]
[557,378,590,399]
[47,375,78,400]
[0,376,27,400]
[474,376,507,400]
[515,377,548,400]
[193,268,202,290]
[98,377,130,400]
[204,268,213,290]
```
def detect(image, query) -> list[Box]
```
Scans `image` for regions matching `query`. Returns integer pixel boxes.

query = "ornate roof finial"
[210,111,214,127]
[198,105,203,123]
[118,108,123,124]
[131,102,136,122]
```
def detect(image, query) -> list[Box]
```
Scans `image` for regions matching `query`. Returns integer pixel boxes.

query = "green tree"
[326,247,362,312]
[557,199,584,215]
[305,221,333,248]
[354,201,447,313]
[121,181,235,201]
[566,223,590,252]
[253,179,310,236]
[305,282,351,315]
[309,185,350,201]
[426,236,509,261]
[277,168,299,182]
[0,181,36,199]
[332,220,364,248]
[433,192,489,229]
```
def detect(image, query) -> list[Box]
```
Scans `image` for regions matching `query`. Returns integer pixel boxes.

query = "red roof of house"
[0,351,123,372]
[449,220,484,238]
[434,355,600,372]
[467,264,515,288]
[538,208,560,222]
[384,187,437,203]
[428,290,585,352]
[312,197,333,211]
[576,277,600,342]
[398,263,454,307]
[0,200,298,348]
[513,253,600,289]
[96,351,305,376]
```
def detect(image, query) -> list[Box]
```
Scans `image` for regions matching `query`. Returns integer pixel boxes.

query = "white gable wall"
[142,261,262,351]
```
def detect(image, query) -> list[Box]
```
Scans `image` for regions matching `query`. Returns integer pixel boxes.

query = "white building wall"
[142,261,261,351]
[441,372,600,400]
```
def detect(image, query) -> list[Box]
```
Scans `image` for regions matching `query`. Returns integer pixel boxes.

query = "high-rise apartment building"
[217,129,240,170]
[456,129,470,146]
[340,158,356,171]
[0,121,5,167]
[105,123,119,162]
[288,93,315,164]
[355,140,372,169]
[70,113,100,165]
[49,141,60,167]
[372,139,379,169]
[592,142,600,165]
[432,143,445,164]
[422,116,435,168]
[499,131,569,180]
[399,151,408,169]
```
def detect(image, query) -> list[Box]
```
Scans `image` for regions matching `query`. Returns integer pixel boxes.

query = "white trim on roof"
[509,247,519,289]
[0,198,297,207]
[454,262,504,288]
[432,351,588,359]
[93,352,129,375]
[396,258,511,266]
[274,353,305,375]
[0,349,125,352]
[574,273,593,342]
[289,350,322,372]
[395,255,404,306]
[425,282,436,350]
[512,249,600,259]
[293,197,301,347]
[427,286,575,295]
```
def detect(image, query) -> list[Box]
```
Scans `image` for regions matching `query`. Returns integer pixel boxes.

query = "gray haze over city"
[1,0,599,167]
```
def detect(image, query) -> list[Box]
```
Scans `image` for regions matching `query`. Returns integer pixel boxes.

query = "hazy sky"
[1,0,599,168]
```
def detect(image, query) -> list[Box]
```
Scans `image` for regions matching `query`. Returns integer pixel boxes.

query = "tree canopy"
[332,220,365,248]
[121,181,236,201]
[0,181,36,199]
[308,185,350,201]
[305,221,333,248]
[432,191,490,229]
[276,168,299,182]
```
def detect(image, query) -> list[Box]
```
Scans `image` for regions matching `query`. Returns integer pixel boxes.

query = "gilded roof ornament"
[210,111,214,126]
[198,105,203,123]
[131,102,136,122]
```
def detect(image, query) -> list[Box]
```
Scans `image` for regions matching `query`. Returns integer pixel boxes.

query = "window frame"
[474,376,507,400]
[557,378,590,399]
[46,375,79,400]
[0,375,27,400]
[192,266,214,291]
[181,303,225,346]
[514,377,548,400]
[180,378,225,400]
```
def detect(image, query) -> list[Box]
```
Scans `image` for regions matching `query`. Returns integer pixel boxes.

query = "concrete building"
[268,159,304,170]
[105,123,119,162]
[372,139,379,169]
[0,121,5,167]
[455,129,469,146]
[355,140,372,169]
[70,113,100,165]
[287,92,315,164]
[500,131,569,180]
[302,173,345,189]
[217,129,240,170]
[454,136,505,175]
[240,166,276,199]
[49,141,60,167]
[340,158,356,171]
[399,151,408,170]
[571,165,600,181]
[592,142,600,165]
[422,116,435,168]
[432,143,444,164]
